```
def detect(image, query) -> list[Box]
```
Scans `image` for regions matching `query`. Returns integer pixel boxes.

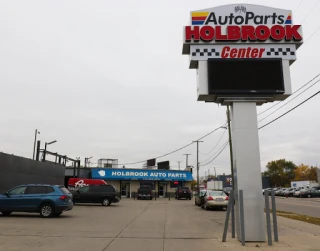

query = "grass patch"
[265,209,320,226]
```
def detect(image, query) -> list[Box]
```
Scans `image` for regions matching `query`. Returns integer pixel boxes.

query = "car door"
[22,186,47,211]
[1,186,27,212]
[88,186,102,202]
[74,186,90,203]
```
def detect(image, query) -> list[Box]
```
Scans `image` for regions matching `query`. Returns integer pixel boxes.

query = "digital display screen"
[207,58,285,94]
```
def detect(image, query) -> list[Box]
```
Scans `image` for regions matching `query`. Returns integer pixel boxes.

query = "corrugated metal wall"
[0,152,65,193]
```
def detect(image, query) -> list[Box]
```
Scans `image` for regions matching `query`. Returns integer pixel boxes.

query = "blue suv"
[0,184,73,218]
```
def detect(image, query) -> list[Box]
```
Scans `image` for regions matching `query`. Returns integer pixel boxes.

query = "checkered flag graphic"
[266,48,295,56]
[192,48,220,57]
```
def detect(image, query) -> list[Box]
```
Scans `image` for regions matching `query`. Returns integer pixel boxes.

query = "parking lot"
[1,198,320,251]
[0,199,228,251]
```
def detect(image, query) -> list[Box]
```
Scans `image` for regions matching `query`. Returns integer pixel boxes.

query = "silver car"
[202,190,229,210]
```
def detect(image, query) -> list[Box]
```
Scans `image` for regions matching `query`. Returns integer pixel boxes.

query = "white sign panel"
[189,44,296,68]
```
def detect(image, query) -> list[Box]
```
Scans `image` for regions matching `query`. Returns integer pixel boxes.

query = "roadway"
[274,197,320,218]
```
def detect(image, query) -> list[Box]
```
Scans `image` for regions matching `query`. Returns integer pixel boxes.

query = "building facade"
[65,167,193,198]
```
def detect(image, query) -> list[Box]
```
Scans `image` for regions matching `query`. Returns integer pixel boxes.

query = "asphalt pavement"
[0,199,320,251]
[274,197,320,218]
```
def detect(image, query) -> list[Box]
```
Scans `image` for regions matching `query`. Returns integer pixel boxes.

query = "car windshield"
[208,191,226,196]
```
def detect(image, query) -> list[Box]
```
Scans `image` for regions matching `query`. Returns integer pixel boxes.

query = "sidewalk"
[205,207,320,250]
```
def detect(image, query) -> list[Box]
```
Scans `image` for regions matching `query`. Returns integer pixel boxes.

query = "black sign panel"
[207,58,284,95]
[157,161,170,170]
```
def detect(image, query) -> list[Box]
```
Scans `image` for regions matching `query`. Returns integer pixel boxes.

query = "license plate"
[216,198,223,201]
[143,194,146,196]
[184,191,186,193]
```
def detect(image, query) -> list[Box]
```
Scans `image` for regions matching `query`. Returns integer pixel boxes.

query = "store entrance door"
[121,182,131,198]
[159,184,165,197]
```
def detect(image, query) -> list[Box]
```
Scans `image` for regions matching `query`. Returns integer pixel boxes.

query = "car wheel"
[102,198,111,206]
[1,212,12,216]
[204,204,209,210]
[308,194,311,198]
[40,204,54,218]
[54,212,62,217]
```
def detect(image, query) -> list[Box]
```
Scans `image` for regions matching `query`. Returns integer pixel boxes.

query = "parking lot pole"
[265,191,272,246]
[231,190,235,238]
[271,191,279,242]
[222,190,234,242]
[239,190,245,246]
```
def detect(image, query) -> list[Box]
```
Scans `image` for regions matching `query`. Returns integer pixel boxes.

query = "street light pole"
[33,129,40,160]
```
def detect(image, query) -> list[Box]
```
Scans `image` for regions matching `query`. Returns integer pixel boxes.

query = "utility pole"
[183,154,191,169]
[193,140,203,192]
[227,105,236,239]
[33,129,40,160]
[227,105,234,190]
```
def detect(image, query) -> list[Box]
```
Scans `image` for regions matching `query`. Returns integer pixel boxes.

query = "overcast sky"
[1,0,320,178]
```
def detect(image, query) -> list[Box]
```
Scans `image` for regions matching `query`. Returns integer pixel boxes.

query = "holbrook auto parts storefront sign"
[91,168,193,181]
[182,4,303,68]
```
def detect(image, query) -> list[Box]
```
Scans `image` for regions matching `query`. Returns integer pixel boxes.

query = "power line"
[200,90,320,166]
[258,73,320,116]
[199,141,229,167]
[301,0,320,24]
[200,126,227,155]
[200,131,227,163]
[258,78,320,123]
[294,0,304,13]
[259,90,320,129]
[116,125,227,166]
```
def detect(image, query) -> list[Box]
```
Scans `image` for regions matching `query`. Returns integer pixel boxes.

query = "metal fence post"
[265,191,272,246]
[239,190,245,246]
[271,190,279,242]
[222,190,234,242]
[231,190,235,238]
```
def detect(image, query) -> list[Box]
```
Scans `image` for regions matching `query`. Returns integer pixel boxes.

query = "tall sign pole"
[183,4,303,242]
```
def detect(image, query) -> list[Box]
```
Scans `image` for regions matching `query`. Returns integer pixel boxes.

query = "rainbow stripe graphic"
[285,13,292,24]
[191,12,209,25]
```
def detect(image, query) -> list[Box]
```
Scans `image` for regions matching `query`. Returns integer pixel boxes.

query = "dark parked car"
[0,184,73,218]
[72,185,120,206]
[194,190,206,206]
[137,185,153,200]
[175,187,191,200]
[299,188,320,198]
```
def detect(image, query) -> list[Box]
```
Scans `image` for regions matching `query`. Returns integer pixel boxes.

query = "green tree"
[263,159,296,187]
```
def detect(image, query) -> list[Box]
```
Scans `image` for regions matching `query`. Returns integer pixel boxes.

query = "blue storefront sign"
[91,168,193,181]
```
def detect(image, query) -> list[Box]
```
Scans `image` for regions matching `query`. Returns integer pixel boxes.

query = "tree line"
[263,159,319,187]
